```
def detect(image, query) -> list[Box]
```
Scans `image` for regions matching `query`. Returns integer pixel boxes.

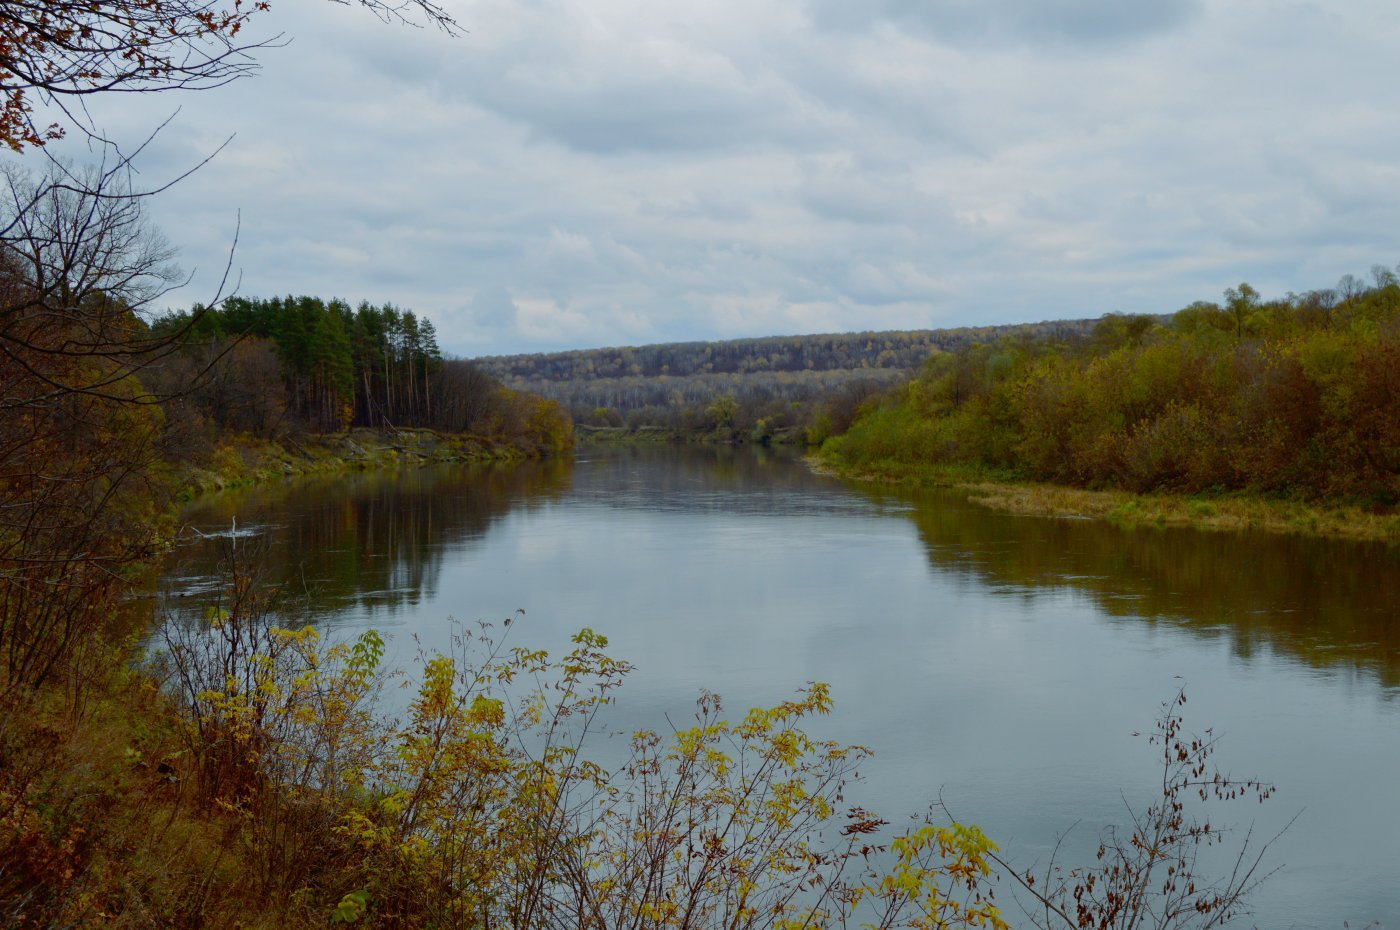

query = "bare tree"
[0,0,460,150]
[0,156,188,696]
[0,156,184,398]
[983,687,1285,930]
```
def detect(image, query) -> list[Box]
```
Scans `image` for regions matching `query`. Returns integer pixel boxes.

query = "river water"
[160,445,1400,928]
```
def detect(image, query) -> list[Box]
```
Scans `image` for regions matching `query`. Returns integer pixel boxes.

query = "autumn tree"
[706,392,738,429]
[1223,282,1260,340]
[0,157,179,696]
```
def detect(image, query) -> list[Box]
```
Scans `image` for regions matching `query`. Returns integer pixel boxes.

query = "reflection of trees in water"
[874,487,1400,688]
[572,444,874,517]
[171,449,1400,688]
[169,462,573,622]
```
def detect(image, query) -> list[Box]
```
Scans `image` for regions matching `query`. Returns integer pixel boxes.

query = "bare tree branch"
[0,0,461,150]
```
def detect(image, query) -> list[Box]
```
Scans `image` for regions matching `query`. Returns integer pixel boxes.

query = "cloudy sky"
[51,0,1400,356]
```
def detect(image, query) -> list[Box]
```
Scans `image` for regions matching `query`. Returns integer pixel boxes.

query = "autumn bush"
[134,551,1289,930]
[140,540,1010,930]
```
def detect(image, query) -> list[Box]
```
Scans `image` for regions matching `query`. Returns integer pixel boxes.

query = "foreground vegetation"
[4,541,1276,929]
[823,272,1400,531]
[6,553,1016,929]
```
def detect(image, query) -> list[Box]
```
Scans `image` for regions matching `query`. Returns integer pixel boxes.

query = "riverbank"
[576,423,808,444]
[814,457,1400,543]
[173,427,550,501]
[0,427,568,929]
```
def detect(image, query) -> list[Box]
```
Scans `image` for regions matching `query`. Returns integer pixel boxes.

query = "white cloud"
[30,0,1400,355]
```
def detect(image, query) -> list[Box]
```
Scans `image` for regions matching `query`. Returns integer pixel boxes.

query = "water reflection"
[860,485,1400,688]
[571,444,888,518]
[170,450,1400,689]
[169,460,572,622]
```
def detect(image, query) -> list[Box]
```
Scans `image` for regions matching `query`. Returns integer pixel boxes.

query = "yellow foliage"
[159,595,1003,930]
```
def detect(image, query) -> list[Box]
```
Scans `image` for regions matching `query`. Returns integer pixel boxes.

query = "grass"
[961,482,1398,541]
[174,427,527,501]
[817,453,1400,543]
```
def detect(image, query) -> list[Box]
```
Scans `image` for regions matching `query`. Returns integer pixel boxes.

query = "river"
[160,444,1400,928]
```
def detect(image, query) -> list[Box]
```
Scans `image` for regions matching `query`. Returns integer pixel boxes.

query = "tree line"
[149,296,572,455]
[536,368,903,438]
[478,322,1095,382]
[825,269,1400,504]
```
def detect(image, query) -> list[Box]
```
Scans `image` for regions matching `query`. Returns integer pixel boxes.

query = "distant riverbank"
[182,428,1399,543]
[576,423,808,445]
[814,458,1400,543]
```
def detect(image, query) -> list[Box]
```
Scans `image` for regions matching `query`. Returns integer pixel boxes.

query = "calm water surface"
[161,445,1400,928]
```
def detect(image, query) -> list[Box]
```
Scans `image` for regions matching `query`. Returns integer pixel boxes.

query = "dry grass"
[814,454,1400,543]
[959,482,1400,542]
[0,656,318,930]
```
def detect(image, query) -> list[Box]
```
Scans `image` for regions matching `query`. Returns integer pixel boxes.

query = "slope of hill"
[473,320,1096,436]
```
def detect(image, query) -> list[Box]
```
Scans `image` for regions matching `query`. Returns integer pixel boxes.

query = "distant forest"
[475,321,1096,437]
[152,297,571,455]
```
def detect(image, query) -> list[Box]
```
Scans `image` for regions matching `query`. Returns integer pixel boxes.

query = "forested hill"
[476,321,1095,382]
[825,273,1400,503]
[472,320,1096,435]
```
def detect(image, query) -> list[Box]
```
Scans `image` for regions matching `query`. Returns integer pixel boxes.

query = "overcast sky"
[50,0,1400,357]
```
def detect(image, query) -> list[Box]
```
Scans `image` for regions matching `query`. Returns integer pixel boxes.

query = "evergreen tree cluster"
[149,296,573,455]
[156,296,444,432]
